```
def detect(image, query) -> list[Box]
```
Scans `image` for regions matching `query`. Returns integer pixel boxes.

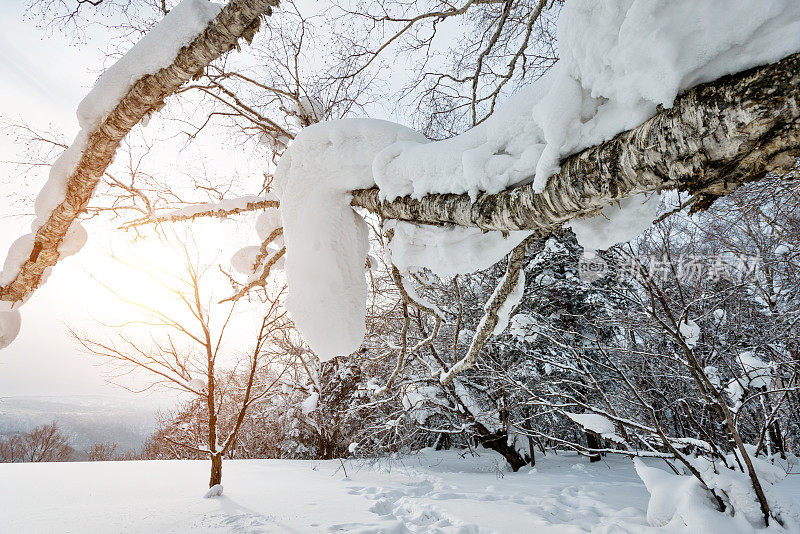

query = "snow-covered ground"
[2,449,799,533]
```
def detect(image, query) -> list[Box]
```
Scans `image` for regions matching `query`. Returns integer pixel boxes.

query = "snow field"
[2,449,799,533]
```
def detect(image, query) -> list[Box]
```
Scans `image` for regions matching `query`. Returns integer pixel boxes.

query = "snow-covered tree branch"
[351,51,800,233]
[0,0,276,309]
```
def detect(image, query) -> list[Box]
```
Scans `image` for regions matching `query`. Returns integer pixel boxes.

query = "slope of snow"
[633,459,722,529]
[275,0,800,358]
[2,449,798,533]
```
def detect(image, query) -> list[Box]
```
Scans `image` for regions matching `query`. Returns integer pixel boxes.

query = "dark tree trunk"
[475,426,528,472]
[768,422,786,460]
[527,436,536,467]
[210,453,222,487]
[319,435,335,460]
[586,432,602,463]
[434,432,451,451]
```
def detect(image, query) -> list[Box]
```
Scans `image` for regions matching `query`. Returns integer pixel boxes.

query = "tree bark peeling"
[351,52,800,233]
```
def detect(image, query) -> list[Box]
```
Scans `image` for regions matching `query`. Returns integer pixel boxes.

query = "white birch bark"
[352,53,800,233]
[0,0,278,305]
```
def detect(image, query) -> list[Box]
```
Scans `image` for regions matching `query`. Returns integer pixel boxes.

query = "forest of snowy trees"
[1,0,800,529]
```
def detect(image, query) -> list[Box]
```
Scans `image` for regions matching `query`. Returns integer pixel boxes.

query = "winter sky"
[0,2,113,398]
[0,2,256,401]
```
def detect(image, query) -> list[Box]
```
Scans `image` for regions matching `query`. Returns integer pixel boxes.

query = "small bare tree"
[72,247,291,491]
[86,442,119,461]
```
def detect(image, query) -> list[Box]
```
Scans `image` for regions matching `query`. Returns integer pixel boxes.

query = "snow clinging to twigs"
[275,0,800,358]
[679,319,701,349]
[0,0,223,350]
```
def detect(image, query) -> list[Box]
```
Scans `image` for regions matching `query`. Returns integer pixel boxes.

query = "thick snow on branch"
[0,0,276,349]
[132,195,279,228]
[737,352,773,390]
[36,0,222,227]
[565,413,625,444]
[0,0,226,350]
[276,0,800,359]
[78,0,221,131]
[372,0,800,201]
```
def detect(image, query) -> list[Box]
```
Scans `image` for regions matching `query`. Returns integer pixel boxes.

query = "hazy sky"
[0,3,263,402]
[0,2,114,398]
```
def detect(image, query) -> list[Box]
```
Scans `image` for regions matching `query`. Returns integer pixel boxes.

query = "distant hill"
[0,395,166,454]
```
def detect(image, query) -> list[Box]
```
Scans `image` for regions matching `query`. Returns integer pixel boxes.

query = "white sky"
[0,2,112,398]
[0,0,459,402]
[0,2,263,403]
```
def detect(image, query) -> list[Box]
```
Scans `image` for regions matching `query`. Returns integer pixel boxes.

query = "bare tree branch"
[0,0,278,305]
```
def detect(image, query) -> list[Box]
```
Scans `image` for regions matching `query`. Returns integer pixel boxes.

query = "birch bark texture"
[351,52,800,233]
[0,0,278,306]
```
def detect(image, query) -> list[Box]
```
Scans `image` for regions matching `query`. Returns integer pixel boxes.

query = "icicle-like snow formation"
[275,0,800,358]
[274,120,427,360]
[385,220,530,278]
[568,193,661,252]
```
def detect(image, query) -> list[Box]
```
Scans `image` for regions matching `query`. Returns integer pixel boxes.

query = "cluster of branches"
[0,422,123,462]
[3,0,800,526]
[131,172,800,526]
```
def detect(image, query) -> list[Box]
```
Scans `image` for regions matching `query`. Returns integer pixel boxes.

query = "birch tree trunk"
[352,52,800,233]
[0,0,277,306]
